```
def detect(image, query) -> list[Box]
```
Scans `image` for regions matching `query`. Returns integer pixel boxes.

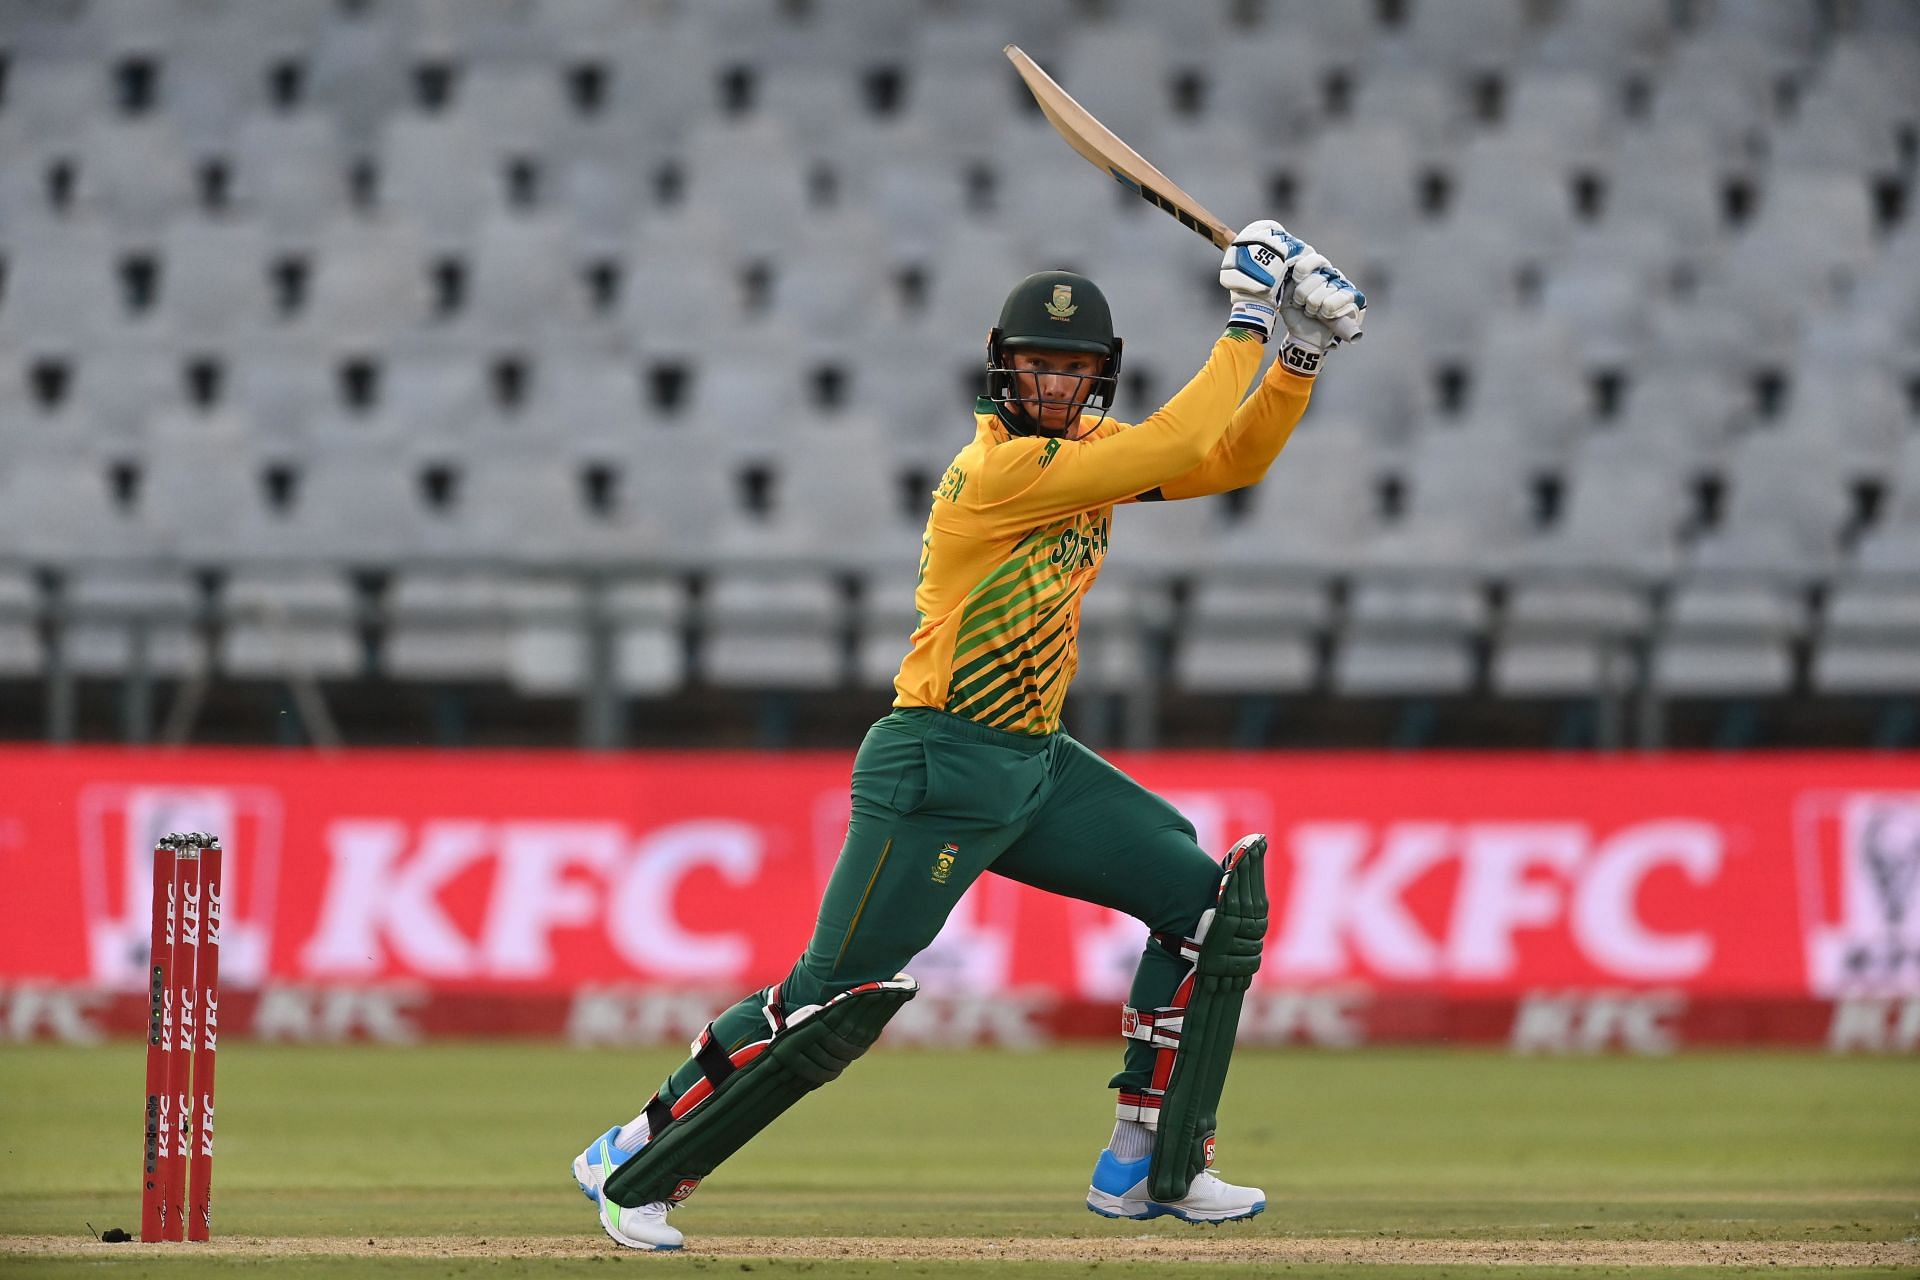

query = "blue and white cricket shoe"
[571,1127,630,1201]
[1086,1150,1266,1223]
[572,1126,683,1251]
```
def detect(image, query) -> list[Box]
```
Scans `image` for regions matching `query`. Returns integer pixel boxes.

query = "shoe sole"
[1087,1192,1266,1224]
[578,1144,682,1252]
[596,1193,683,1251]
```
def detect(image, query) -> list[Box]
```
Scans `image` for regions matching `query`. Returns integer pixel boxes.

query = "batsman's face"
[1010,349,1100,438]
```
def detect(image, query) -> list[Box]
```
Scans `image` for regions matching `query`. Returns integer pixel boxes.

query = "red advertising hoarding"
[2,748,1915,1050]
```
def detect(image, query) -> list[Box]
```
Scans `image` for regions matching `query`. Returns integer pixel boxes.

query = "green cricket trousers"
[652,707,1225,1106]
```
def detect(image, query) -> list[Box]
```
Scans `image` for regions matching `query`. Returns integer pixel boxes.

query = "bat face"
[1004,44,1231,249]
[1005,43,1363,343]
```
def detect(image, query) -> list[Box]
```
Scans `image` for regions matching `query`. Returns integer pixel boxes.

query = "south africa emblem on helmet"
[1044,284,1077,320]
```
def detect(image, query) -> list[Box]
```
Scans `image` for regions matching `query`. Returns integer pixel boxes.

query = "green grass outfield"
[1,1043,1915,1278]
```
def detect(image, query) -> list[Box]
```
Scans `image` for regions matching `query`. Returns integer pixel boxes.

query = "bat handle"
[1331,314,1364,343]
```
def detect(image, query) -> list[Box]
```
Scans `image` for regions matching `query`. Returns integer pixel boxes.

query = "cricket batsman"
[571,221,1365,1250]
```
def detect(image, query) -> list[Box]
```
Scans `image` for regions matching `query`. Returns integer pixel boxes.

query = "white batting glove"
[1275,257,1366,377]
[1218,219,1312,342]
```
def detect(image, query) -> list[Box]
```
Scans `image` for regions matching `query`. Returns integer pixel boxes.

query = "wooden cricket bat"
[1004,44,1362,343]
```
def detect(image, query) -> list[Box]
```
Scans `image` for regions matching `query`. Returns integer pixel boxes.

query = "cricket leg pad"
[601,975,917,1209]
[1120,834,1268,1205]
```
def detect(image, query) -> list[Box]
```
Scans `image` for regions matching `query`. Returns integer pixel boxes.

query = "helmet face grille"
[985,272,1123,437]
[986,331,1117,435]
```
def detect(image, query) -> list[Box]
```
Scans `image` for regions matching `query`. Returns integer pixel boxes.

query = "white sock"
[1109,1118,1153,1161]
[614,1113,651,1153]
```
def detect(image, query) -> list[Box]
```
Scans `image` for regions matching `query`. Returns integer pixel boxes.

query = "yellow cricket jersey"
[892,329,1315,735]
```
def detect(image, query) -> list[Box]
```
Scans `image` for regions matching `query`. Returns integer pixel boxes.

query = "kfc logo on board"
[1796,793,1920,995]
[78,785,281,989]
[1272,820,1725,983]
[301,819,764,981]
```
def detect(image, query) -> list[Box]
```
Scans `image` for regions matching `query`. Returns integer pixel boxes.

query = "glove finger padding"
[1279,263,1366,367]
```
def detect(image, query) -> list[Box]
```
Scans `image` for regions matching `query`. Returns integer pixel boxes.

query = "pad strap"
[604,977,916,1209]
[1150,930,1202,964]
[693,1027,738,1087]
[1120,1005,1185,1050]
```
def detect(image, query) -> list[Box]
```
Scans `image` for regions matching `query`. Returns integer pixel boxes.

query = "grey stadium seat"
[1814,528,1920,692]
[1496,439,1679,694]
[1536,0,1677,69]
[153,222,278,341]
[1445,137,1584,256]
[1073,575,1171,695]
[609,577,690,697]
[711,428,914,571]
[530,347,641,444]
[227,343,340,441]
[0,227,119,346]
[379,116,501,241]
[1683,435,1857,581]
[1602,128,1731,252]
[227,445,427,564]
[1174,572,1329,695]
[383,571,591,690]
[0,57,105,149]
[306,11,412,145]
[700,570,844,689]
[1467,322,1591,458]
[1116,491,1229,574]
[1293,123,1424,248]
[678,119,814,232]
[463,214,594,339]
[219,568,364,680]
[1493,577,1652,697]
[70,118,197,233]
[1399,0,1548,71]
[456,63,575,155]
[72,340,190,440]
[0,446,147,562]
[230,115,352,236]
[1348,66,1470,150]
[621,430,739,561]
[1335,572,1491,697]
[1506,434,1686,582]
[1354,426,1541,574]
[852,563,919,690]
[300,222,434,343]
[0,569,45,677]
[1650,574,1809,696]
[59,566,207,679]
[1212,426,1380,573]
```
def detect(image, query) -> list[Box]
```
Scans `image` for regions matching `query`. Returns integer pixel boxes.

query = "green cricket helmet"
[985,270,1124,437]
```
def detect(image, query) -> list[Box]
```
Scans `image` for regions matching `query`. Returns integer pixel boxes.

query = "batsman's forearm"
[1157,362,1314,499]
[976,330,1265,528]
[1118,329,1267,475]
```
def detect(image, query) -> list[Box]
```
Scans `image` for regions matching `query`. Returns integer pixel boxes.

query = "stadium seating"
[0,0,1915,745]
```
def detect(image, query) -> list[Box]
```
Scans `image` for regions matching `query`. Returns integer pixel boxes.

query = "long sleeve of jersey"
[1152,361,1315,501]
[968,329,1266,533]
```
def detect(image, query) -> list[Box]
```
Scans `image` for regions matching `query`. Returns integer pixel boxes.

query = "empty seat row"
[4,412,1919,562]
[7,559,1920,696]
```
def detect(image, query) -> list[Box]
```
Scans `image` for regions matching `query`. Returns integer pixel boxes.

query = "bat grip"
[1331,314,1363,343]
